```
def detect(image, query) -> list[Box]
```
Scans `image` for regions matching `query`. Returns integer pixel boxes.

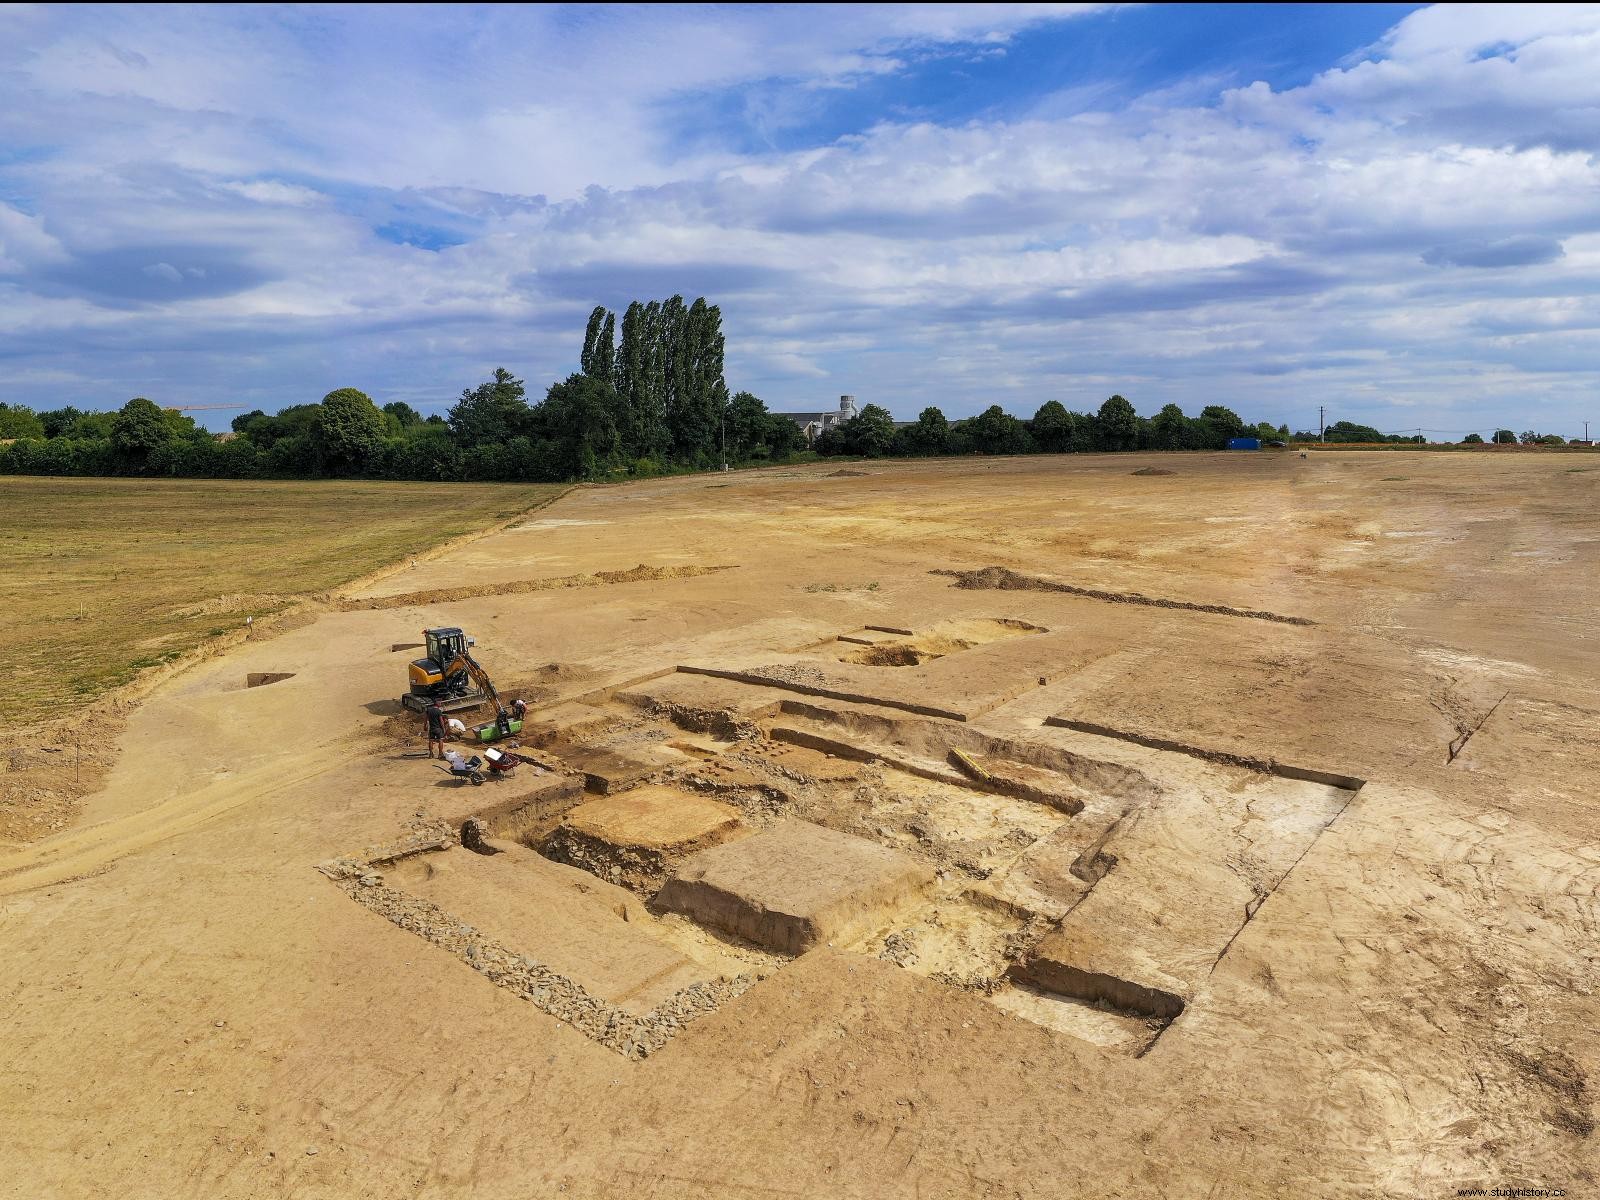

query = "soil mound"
[345,563,734,611]
[1131,467,1176,476]
[932,566,1314,625]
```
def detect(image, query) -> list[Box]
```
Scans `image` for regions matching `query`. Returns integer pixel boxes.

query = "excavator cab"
[425,627,469,670]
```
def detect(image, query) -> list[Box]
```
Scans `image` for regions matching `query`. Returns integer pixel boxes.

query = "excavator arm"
[440,649,512,735]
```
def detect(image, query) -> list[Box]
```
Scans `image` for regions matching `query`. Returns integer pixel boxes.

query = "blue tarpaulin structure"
[1227,437,1261,450]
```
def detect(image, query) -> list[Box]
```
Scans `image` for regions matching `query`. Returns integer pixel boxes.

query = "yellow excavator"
[400,627,521,741]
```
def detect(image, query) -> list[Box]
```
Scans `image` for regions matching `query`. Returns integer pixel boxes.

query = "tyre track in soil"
[0,756,333,896]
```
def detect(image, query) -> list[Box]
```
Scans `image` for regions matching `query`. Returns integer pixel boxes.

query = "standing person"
[424,699,446,759]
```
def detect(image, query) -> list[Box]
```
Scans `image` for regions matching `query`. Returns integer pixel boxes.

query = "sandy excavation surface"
[2,450,1598,1197]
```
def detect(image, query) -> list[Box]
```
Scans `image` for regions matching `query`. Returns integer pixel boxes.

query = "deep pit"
[246,672,295,688]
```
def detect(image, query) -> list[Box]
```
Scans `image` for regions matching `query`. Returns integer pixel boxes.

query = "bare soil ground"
[0,477,563,841]
[1,451,1596,1198]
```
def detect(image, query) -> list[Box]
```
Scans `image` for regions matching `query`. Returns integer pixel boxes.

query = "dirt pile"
[344,563,736,611]
[0,717,123,843]
[932,566,1315,625]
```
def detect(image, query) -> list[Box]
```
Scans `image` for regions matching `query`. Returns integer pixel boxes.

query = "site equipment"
[400,627,519,739]
[436,754,485,786]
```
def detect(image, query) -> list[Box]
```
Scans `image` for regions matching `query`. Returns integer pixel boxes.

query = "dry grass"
[3,477,564,726]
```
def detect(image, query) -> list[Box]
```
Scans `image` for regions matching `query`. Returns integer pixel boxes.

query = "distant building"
[773,395,859,443]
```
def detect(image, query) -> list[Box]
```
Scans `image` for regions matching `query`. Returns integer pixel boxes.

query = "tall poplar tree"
[580,306,608,377]
[615,301,647,456]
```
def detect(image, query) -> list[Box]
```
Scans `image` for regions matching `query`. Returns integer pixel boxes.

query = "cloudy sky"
[2,3,1598,434]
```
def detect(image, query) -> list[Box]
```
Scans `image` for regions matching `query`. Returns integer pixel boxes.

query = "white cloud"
[0,3,1597,435]
[0,202,67,273]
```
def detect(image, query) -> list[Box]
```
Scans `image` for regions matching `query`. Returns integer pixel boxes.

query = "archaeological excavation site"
[4,454,1596,1198]
[327,611,1363,1063]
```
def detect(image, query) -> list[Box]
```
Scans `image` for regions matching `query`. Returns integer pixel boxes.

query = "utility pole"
[1319,406,1325,443]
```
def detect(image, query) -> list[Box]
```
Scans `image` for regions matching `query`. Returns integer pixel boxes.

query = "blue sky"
[1,3,1597,435]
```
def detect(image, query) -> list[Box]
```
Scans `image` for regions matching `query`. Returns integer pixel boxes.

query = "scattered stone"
[460,818,498,855]
[879,930,920,968]
[330,869,754,1059]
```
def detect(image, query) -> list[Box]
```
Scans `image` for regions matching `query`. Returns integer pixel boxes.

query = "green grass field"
[3,477,565,727]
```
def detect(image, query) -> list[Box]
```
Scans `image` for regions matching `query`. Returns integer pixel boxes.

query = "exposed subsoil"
[3,452,1598,1199]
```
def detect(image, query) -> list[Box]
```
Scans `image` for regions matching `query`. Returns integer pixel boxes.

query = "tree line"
[1288,421,1570,446]
[1,295,1571,482]
[0,295,804,482]
[814,397,1289,458]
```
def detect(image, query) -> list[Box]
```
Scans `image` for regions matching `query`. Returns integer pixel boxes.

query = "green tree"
[581,306,609,378]
[316,388,387,475]
[822,403,896,458]
[1321,420,1386,444]
[902,406,951,456]
[236,404,319,451]
[530,373,623,480]
[724,390,771,461]
[384,422,460,481]
[64,410,115,439]
[578,307,617,387]
[967,405,1032,455]
[1461,432,1485,444]
[1030,401,1074,453]
[658,294,690,454]
[1493,429,1516,444]
[596,312,616,386]
[1149,403,1196,450]
[614,300,652,456]
[382,401,423,428]
[37,406,85,439]
[641,299,669,457]
[110,398,173,469]
[1096,395,1139,451]
[664,297,727,463]
[448,368,529,448]
[0,403,46,440]
[1196,404,1247,449]
[764,412,807,458]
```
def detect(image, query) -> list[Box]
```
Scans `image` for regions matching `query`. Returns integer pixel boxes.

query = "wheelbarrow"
[435,754,485,786]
